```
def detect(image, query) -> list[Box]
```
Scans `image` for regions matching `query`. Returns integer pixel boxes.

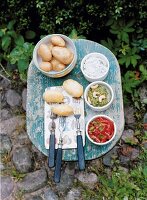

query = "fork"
[74,108,85,170]
[72,97,81,104]
[48,112,57,168]
[54,116,66,183]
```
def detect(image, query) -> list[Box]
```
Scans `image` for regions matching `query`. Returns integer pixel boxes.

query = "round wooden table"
[27,39,124,161]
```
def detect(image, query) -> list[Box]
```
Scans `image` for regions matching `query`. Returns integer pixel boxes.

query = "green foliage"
[11,169,26,180]
[8,39,34,74]
[0,0,146,37]
[0,20,17,61]
[82,165,147,200]
[69,29,86,39]
[101,18,147,102]
[0,20,34,81]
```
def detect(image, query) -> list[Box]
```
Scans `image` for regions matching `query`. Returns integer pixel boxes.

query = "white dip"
[83,56,108,78]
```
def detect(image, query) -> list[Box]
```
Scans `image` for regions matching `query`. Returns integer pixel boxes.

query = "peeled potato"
[63,79,83,98]
[52,104,73,116]
[40,62,52,72]
[51,36,65,47]
[43,90,64,103]
[38,44,52,61]
[52,46,74,65]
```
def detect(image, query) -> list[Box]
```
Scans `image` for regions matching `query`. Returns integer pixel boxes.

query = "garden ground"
[0,76,147,200]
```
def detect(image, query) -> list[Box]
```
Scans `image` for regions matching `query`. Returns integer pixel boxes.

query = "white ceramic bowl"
[81,52,110,82]
[86,115,116,146]
[33,34,77,78]
[84,81,114,111]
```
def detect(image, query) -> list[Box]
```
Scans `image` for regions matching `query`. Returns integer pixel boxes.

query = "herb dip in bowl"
[84,81,114,111]
[81,52,109,82]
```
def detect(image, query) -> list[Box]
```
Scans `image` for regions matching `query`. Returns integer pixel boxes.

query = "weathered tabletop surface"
[27,39,124,161]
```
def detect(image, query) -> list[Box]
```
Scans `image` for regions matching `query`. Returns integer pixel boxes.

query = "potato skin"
[52,46,74,65]
[40,62,52,72]
[52,104,73,116]
[51,36,65,47]
[50,58,60,68]
[43,90,64,103]
[38,44,52,61]
[63,79,83,98]
[48,43,54,51]
[55,63,66,71]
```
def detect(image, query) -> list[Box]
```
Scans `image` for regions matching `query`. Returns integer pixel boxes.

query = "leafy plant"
[101,18,147,104]
[69,29,86,39]
[118,47,141,68]
[8,36,34,79]
[11,169,26,181]
[0,20,34,81]
[0,20,17,62]
[81,165,147,200]
[108,19,135,43]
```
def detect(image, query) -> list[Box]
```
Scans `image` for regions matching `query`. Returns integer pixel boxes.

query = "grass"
[78,147,147,200]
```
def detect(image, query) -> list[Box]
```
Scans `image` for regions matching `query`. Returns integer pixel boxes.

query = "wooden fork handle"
[77,135,85,170]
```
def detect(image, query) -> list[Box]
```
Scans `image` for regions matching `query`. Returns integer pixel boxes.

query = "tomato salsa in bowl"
[86,115,116,145]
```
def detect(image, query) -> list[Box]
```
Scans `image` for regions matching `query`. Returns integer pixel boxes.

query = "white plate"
[44,86,85,149]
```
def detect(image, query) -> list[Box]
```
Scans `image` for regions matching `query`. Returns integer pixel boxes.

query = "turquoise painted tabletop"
[27,39,124,161]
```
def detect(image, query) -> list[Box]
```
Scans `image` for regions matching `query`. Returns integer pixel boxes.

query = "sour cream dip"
[81,53,110,82]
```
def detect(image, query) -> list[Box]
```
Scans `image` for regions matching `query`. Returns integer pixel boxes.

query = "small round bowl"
[33,34,77,78]
[84,81,114,111]
[86,115,116,146]
[81,52,109,82]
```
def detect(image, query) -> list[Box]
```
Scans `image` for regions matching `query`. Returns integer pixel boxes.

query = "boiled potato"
[43,90,64,103]
[51,36,65,47]
[63,79,83,98]
[38,44,52,61]
[52,46,74,65]
[54,63,66,71]
[52,104,73,116]
[50,58,60,68]
[40,62,52,72]
[51,58,66,71]
[48,43,54,51]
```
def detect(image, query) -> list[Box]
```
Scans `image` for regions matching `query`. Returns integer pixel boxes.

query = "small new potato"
[50,58,60,68]
[52,104,73,116]
[63,79,83,98]
[51,36,65,47]
[38,44,52,61]
[40,62,52,72]
[48,43,54,51]
[52,46,74,65]
[43,90,64,103]
[55,63,66,71]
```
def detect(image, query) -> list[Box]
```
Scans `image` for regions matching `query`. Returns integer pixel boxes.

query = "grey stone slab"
[0,176,14,199]
[75,172,98,189]
[0,134,12,154]
[0,116,25,135]
[65,188,81,200]
[17,169,47,193]
[12,146,33,173]
[6,89,21,107]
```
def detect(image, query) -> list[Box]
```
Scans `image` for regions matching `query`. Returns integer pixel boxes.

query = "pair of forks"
[54,108,85,183]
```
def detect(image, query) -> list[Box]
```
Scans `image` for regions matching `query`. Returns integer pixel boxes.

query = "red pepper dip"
[88,117,114,143]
